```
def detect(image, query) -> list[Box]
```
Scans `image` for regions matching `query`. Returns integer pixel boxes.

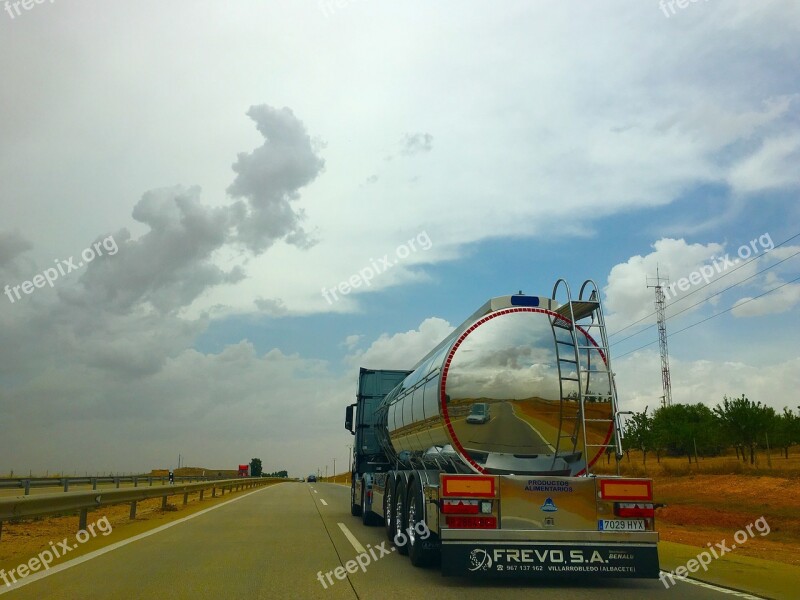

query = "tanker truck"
[344,279,659,578]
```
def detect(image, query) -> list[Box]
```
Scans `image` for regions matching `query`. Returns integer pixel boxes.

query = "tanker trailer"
[344,280,659,578]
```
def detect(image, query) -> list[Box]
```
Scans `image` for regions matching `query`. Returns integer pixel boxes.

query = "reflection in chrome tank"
[377,308,614,476]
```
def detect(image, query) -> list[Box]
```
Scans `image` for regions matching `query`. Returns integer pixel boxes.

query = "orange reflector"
[600,479,652,501]
[446,516,497,529]
[441,476,496,498]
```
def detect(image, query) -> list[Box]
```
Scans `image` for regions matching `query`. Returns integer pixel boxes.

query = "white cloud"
[604,238,725,327]
[729,132,800,194]
[731,277,800,317]
[615,351,800,416]
[346,317,454,371]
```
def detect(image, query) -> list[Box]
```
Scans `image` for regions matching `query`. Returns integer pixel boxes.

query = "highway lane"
[1,482,754,599]
[306,484,750,599]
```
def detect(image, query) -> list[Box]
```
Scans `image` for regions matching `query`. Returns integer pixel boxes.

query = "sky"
[1,0,799,478]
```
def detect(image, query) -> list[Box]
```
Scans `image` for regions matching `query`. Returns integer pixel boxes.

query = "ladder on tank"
[550,279,623,475]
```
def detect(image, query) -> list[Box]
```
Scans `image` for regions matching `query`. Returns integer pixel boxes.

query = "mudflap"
[441,542,660,578]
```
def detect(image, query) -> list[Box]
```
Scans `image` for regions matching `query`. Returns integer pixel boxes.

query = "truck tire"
[393,480,409,555]
[350,480,362,516]
[408,478,438,567]
[362,486,380,526]
[384,474,396,541]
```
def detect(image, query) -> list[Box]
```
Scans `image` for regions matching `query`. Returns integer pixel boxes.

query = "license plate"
[599,519,645,531]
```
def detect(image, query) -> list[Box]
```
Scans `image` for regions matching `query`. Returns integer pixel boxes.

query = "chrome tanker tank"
[376,294,617,477]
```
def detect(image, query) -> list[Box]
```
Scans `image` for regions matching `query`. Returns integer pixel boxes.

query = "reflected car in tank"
[466,402,491,424]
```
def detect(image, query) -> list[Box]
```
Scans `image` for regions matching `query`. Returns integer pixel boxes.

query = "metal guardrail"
[0,477,284,540]
[0,475,214,495]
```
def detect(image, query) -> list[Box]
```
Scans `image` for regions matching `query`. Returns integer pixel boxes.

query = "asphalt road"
[0,482,754,599]
[454,402,555,455]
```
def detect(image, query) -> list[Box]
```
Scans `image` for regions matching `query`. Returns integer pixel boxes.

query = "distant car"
[307,474,317,482]
[466,402,490,424]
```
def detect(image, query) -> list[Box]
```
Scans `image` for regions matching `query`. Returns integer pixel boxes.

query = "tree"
[263,470,288,478]
[651,403,718,464]
[624,407,654,465]
[770,407,799,459]
[249,458,263,478]
[713,395,776,465]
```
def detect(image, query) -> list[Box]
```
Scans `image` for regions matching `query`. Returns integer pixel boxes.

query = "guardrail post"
[115,477,120,489]
[183,493,188,506]
[212,487,216,498]
[133,477,138,488]
[63,479,69,493]
[91,478,97,491]
[149,477,153,487]
[199,490,204,501]
[78,508,88,531]
[24,480,30,495]
[130,501,137,519]
[161,496,167,510]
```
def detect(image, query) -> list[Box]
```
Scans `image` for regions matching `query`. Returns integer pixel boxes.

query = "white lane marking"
[320,499,328,506]
[509,403,556,452]
[0,484,279,595]
[337,522,366,554]
[662,571,761,598]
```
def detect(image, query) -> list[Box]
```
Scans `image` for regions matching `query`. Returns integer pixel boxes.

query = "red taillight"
[446,516,497,529]
[441,499,480,514]
[615,503,655,518]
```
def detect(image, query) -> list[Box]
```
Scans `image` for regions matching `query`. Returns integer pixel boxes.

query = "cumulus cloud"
[0,230,33,275]
[615,351,800,416]
[63,186,239,314]
[728,132,800,194]
[228,105,325,252]
[604,238,725,326]
[1,341,352,475]
[731,273,800,317]
[346,317,454,371]
[254,297,288,316]
[400,132,433,156]
[58,105,324,316]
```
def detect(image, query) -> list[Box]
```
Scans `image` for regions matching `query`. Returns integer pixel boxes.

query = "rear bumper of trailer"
[440,529,659,578]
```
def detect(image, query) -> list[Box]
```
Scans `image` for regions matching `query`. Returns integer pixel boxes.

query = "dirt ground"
[652,473,800,566]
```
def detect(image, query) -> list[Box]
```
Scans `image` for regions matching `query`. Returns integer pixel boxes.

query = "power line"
[613,274,800,360]
[608,231,800,339]
[610,249,800,348]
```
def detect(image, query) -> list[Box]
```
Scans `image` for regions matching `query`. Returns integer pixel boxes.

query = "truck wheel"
[408,478,438,567]
[362,486,380,526]
[393,481,409,555]
[350,480,362,516]
[384,474,396,541]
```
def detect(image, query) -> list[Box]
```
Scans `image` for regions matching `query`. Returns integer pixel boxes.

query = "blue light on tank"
[510,295,539,307]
